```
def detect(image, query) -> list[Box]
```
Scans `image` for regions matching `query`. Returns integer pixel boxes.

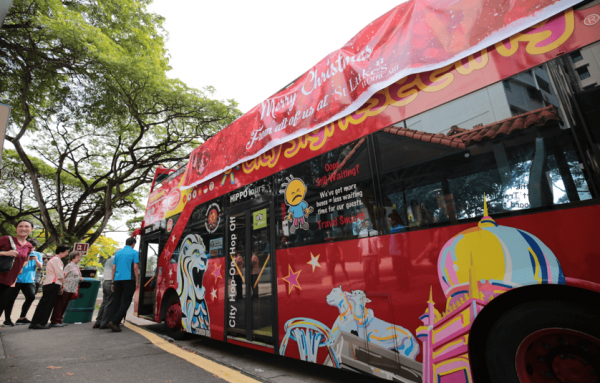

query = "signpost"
[73,243,90,256]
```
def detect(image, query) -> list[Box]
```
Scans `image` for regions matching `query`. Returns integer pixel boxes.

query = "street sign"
[73,243,90,256]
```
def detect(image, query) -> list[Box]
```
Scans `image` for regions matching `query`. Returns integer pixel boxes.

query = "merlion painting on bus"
[280,175,314,233]
[176,234,211,336]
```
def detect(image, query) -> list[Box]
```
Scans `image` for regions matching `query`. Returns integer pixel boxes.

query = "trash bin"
[80,268,97,278]
[63,277,101,323]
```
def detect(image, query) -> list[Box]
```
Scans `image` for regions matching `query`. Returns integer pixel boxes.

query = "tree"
[83,235,118,268]
[0,0,240,251]
[0,148,90,237]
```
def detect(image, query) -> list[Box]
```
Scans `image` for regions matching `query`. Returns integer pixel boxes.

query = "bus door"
[226,204,275,346]
[137,233,160,318]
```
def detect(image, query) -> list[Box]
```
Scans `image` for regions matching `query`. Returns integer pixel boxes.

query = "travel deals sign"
[182,0,580,190]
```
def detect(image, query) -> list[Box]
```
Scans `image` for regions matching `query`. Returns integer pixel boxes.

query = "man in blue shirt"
[2,237,43,326]
[107,237,139,332]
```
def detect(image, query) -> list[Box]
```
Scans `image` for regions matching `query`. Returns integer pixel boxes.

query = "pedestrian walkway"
[0,294,259,383]
[1,292,371,383]
[0,319,236,382]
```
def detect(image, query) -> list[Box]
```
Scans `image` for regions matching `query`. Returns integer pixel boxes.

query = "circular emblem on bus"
[205,203,221,233]
[192,190,197,199]
[584,14,599,26]
[167,219,173,232]
[209,181,214,191]
[166,189,181,211]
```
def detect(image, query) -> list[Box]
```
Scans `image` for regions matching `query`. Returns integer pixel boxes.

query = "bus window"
[275,138,377,249]
[376,100,594,229]
[404,182,449,226]
[375,129,461,233]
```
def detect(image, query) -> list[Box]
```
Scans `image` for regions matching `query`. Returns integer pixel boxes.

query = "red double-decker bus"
[134,2,600,382]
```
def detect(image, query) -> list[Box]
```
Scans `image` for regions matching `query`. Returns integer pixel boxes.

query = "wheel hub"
[516,328,599,383]
[553,353,593,382]
[166,301,182,331]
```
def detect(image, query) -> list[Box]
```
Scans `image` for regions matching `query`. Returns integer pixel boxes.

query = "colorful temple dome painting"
[437,198,565,306]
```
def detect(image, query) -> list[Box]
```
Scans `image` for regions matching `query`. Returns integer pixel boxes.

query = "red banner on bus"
[182,0,580,190]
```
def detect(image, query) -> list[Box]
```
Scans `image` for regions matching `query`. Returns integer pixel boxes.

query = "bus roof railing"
[158,160,188,187]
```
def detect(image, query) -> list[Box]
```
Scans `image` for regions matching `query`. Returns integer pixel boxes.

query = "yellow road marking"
[125,323,260,383]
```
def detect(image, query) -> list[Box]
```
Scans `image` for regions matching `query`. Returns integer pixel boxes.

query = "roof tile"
[380,105,561,149]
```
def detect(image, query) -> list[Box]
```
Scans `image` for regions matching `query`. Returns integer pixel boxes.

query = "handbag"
[71,285,80,300]
[0,236,17,273]
[69,267,82,300]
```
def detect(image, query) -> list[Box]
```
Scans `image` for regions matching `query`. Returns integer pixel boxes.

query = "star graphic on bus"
[211,264,222,282]
[282,265,302,294]
[307,252,321,272]
[211,288,217,300]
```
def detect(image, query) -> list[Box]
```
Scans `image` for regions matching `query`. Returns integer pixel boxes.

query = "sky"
[146,0,407,113]
[6,1,407,249]
[101,0,408,247]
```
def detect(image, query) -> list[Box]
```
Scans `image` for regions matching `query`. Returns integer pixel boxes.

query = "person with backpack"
[107,237,139,332]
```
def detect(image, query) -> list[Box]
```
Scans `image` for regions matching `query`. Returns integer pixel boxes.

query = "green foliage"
[83,235,119,267]
[0,0,241,251]
[126,216,144,233]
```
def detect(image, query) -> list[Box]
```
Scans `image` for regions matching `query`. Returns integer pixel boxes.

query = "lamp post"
[0,1,14,167]
[0,103,11,167]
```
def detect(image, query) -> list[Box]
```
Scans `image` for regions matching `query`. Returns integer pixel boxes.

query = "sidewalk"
[0,319,228,382]
[1,292,379,383]
[0,293,261,383]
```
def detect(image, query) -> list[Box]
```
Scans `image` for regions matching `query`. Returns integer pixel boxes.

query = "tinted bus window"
[275,138,377,249]
[376,102,594,232]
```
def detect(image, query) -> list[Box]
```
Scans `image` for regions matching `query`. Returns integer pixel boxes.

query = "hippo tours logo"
[205,203,221,233]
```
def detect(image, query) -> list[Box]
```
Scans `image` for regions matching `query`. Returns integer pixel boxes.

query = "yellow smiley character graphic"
[280,176,314,234]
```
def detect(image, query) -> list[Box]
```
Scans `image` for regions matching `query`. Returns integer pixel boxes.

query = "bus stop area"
[0,294,373,383]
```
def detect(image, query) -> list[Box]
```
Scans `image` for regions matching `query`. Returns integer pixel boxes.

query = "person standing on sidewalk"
[29,244,70,330]
[93,252,116,329]
[50,251,84,327]
[2,237,43,326]
[0,220,35,329]
[107,238,139,332]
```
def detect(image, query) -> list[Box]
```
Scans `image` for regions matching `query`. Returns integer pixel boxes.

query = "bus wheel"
[165,295,186,340]
[515,328,600,383]
[483,300,600,383]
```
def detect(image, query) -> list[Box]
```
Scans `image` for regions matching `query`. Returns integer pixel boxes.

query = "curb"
[124,320,270,383]
[0,332,4,359]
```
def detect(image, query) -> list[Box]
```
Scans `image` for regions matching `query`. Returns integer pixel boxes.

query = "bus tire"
[482,299,600,383]
[164,294,187,340]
